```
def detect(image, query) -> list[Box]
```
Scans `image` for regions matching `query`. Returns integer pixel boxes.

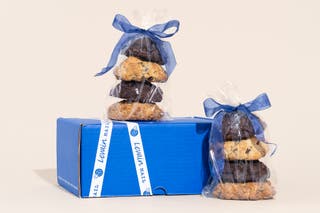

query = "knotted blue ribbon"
[95,14,180,77]
[203,93,272,186]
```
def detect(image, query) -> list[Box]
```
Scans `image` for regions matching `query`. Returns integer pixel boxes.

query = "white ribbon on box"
[89,120,113,197]
[89,120,152,197]
[125,121,153,196]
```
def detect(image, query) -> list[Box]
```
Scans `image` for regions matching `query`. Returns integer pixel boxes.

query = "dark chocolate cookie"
[222,110,255,141]
[221,160,270,183]
[124,37,164,65]
[109,80,163,103]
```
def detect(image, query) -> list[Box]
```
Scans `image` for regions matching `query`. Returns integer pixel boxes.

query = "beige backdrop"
[1,0,319,212]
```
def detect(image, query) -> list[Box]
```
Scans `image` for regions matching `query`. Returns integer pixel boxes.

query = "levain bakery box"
[56,117,212,197]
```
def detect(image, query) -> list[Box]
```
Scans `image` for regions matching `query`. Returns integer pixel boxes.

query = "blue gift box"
[56,117,212,198]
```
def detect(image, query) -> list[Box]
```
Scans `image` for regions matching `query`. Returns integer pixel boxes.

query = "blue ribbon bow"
[203,93,272,186]
[95,14,180,77]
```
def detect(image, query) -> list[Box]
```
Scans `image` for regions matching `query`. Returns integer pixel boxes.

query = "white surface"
[1,169,319,212]
[1,0,320,212]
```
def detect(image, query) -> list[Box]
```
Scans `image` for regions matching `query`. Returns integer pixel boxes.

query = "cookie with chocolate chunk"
[222,110,256,141]
[221,160,270,183]
[124,37,164,65]
[114,56,168,82]
[223,137,269,160]
[108,100,164,121]
[109,80,163,103]
[213,181,275,200]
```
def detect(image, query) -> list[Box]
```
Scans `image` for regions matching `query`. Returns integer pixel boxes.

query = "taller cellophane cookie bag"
[202,88,277,200]
[95,14,179,121]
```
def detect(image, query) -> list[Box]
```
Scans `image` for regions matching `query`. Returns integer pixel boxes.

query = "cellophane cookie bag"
[95,14,179,121]
[202,89,277,200]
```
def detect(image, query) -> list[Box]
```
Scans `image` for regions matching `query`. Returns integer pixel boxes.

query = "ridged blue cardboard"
[57,118,211,197]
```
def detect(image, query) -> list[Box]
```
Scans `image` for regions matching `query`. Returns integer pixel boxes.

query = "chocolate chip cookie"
[108,100,164,120]
[213,181,275,200]
[114,56,167,82]
[223,137,269,160]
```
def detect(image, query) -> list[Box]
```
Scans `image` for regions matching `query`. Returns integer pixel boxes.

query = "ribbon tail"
[148,20,180,75]
[247,112,266,141]
[95,34,136,76]
[246,107,277,156]
[154,40,176,76]
[243,93,271,141]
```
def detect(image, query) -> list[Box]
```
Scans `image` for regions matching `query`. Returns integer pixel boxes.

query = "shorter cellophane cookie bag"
[95,14,179,121]
[202,89,277,200]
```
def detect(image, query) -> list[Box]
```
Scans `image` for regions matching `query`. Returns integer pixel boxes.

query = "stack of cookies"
[108,37,168,121]
[212,111,275,200]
